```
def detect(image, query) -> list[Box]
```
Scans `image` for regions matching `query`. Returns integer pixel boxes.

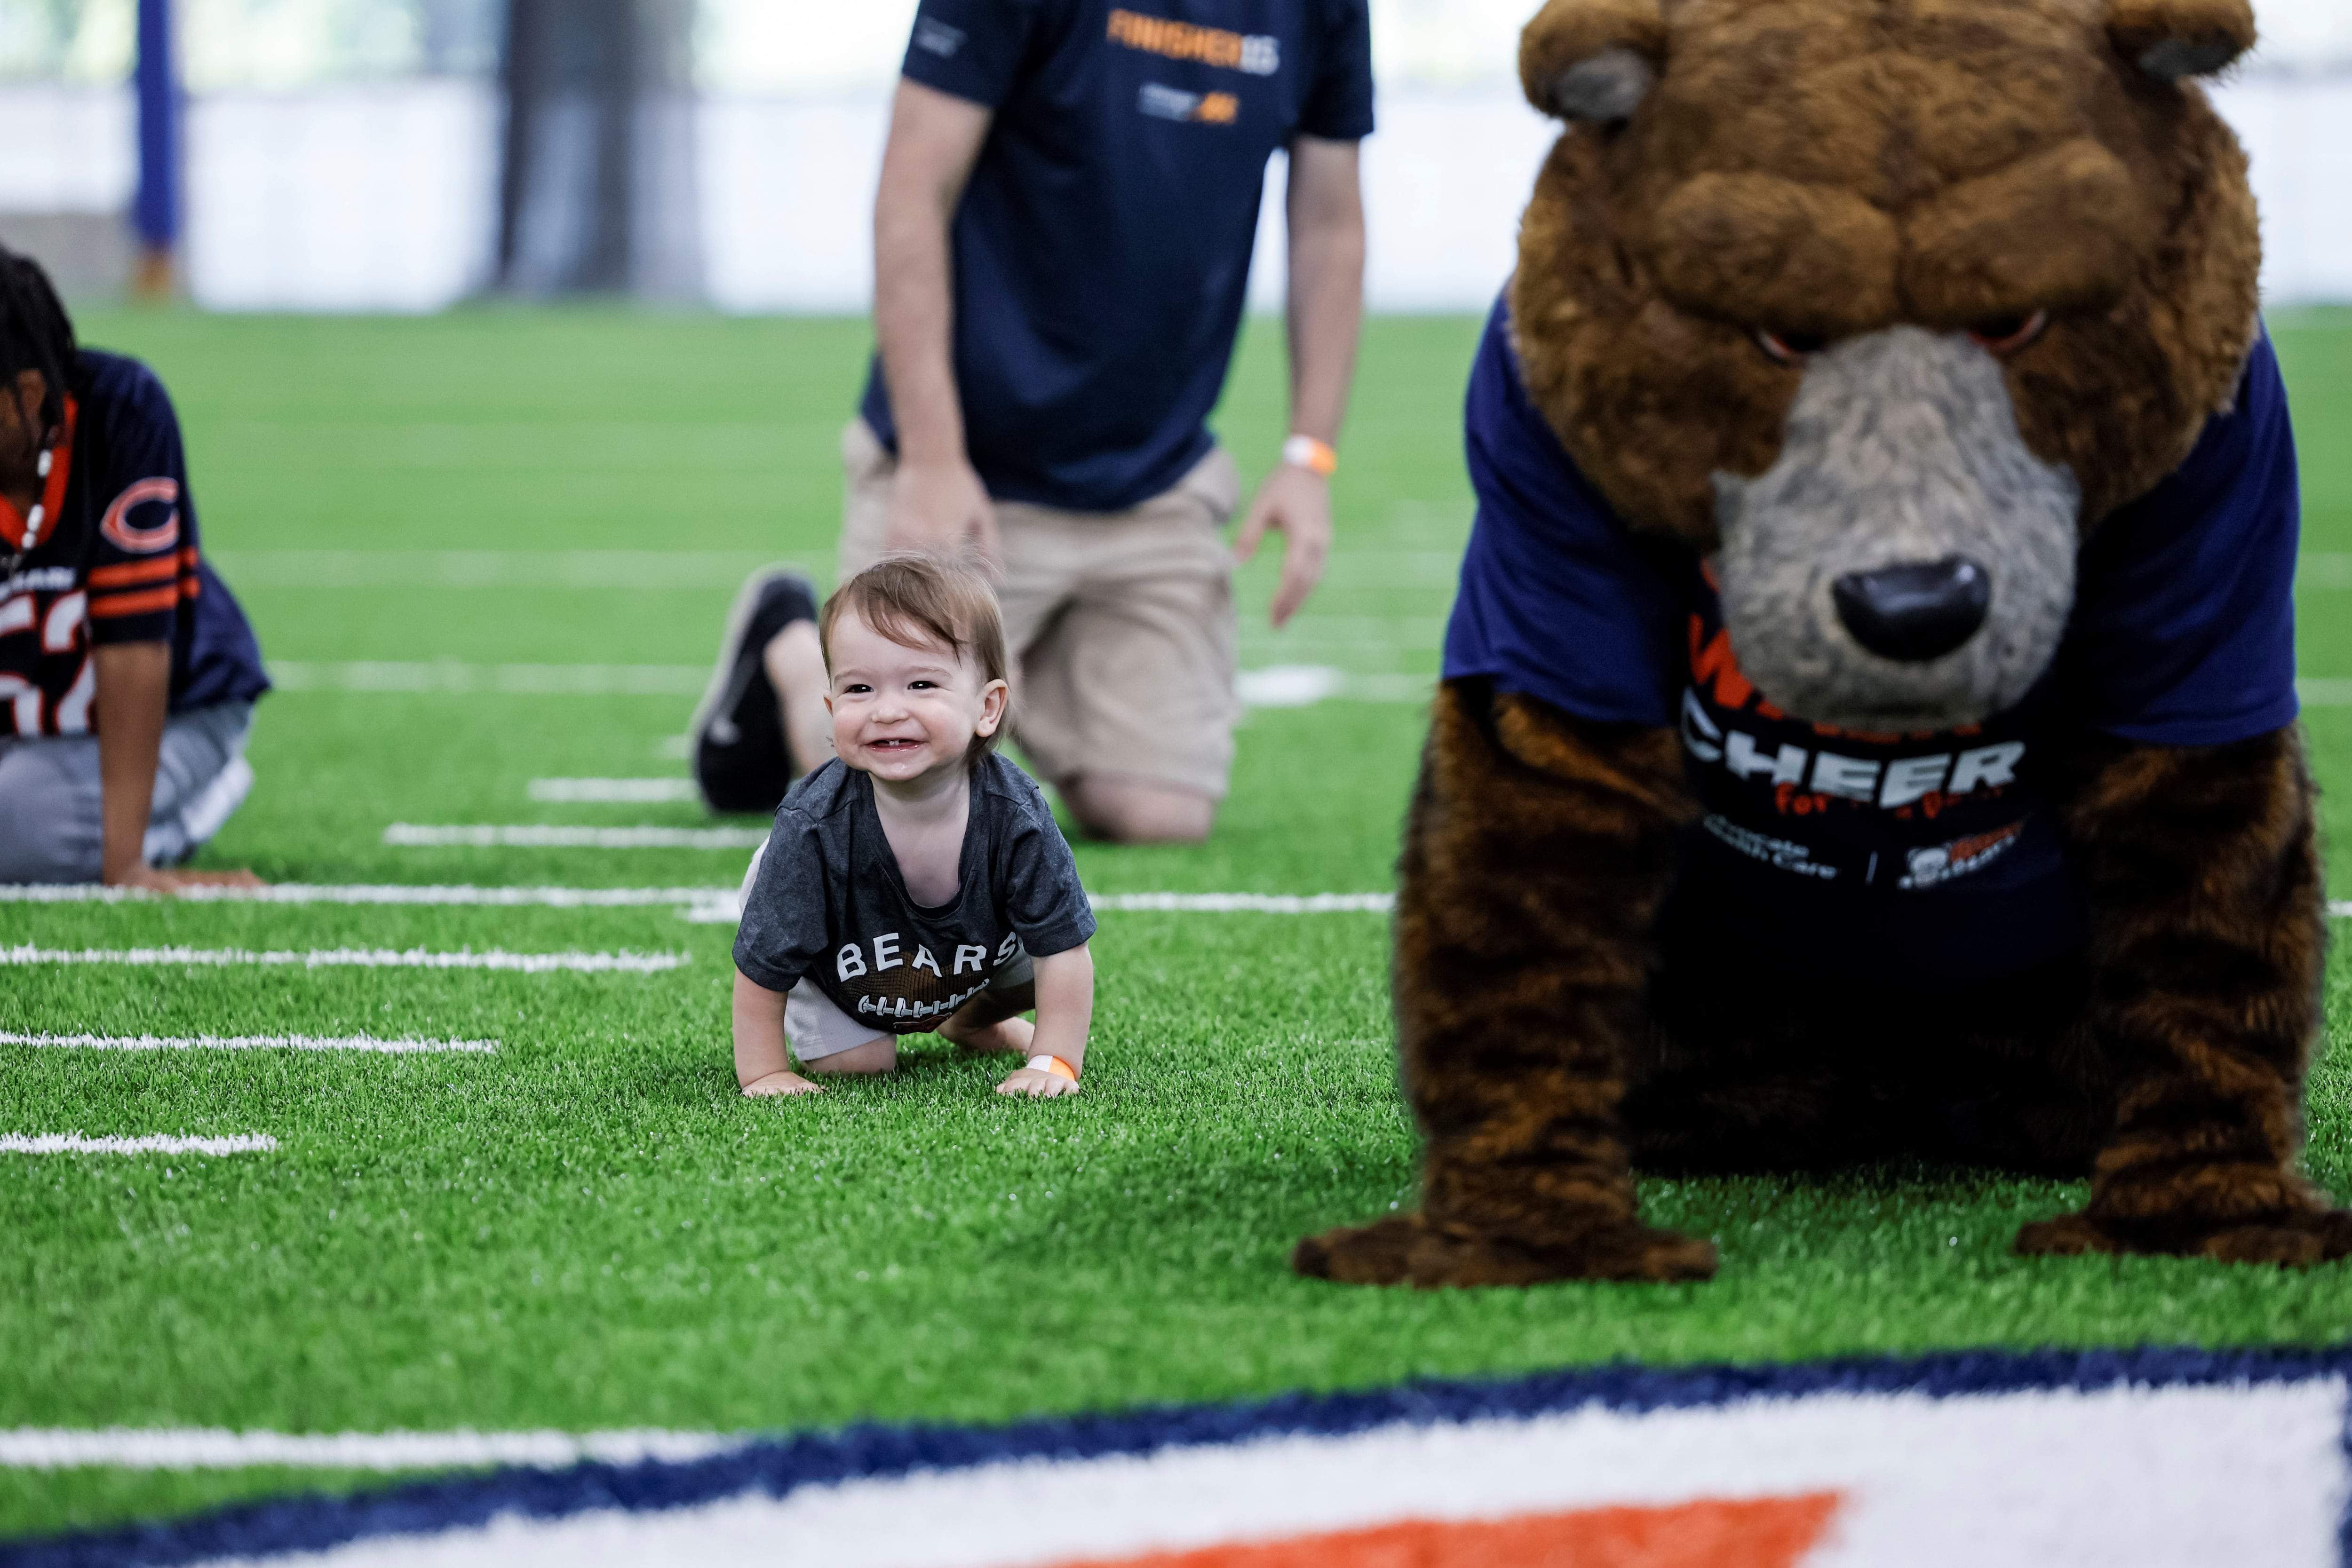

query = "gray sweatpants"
[0,701,256,883]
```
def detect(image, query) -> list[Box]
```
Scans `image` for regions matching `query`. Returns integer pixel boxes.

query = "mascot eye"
[1755,329,1828,365]
[1968,310,2050,356]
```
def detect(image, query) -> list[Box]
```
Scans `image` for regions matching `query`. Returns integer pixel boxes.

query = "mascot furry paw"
[1295,0,2352,1287]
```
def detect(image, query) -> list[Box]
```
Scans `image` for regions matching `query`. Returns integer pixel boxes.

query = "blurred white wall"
[697,76,2352,317]
[1,57,2348,313]
[187,82,498,310]
[0,84,134,210]
[700,96,885,313]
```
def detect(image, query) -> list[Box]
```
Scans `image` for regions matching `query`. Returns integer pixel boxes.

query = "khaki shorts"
[840,420,1242,800]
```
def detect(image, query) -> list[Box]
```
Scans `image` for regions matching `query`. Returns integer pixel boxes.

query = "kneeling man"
[693,0,1373,842]
[0,246,267,887]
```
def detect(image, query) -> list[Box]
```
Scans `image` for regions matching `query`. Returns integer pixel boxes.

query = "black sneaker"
[690,566,819,815]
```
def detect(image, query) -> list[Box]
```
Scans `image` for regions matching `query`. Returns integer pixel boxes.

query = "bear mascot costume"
[1295,0,2352,1286]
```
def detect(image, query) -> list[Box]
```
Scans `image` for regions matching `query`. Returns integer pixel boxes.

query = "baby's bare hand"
[742,1070,822,1098]
[995,1068,1079,1099]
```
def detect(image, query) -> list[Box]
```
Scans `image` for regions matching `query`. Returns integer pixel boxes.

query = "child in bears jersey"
[731,552,1096,1099]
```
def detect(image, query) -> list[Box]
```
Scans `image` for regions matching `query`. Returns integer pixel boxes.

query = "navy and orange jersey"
[0,349,267,738]
[1441,295,2301,985]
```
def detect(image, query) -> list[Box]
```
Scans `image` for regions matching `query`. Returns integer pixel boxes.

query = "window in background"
[179,0,498,88]
[0,0,132,83]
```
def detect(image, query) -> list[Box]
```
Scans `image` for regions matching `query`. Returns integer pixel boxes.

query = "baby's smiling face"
[824,605,1008,786]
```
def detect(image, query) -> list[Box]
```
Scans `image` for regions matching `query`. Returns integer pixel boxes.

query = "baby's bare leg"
[802,1035,898,1074]
[938,982,1037,1054]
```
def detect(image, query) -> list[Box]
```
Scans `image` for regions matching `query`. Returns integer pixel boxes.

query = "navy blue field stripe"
[8,1343,2351,1567]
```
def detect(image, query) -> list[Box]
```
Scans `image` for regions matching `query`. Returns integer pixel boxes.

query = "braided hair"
[0,244,77,445]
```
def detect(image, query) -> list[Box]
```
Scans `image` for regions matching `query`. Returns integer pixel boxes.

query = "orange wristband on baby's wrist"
[1026,1053,1078,1082]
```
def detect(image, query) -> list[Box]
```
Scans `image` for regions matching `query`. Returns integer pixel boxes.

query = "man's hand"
[1242,133,1364,633]
[886,456,1001,566]
[742,1069,823,1097]
[1234,464,1333,628]
[996,1067,1080,1099]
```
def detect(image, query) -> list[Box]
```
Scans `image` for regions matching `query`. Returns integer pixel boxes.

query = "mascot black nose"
[1831,556,1991,662]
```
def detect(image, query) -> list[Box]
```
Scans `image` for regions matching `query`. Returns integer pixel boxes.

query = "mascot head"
[1510,0,2261,729]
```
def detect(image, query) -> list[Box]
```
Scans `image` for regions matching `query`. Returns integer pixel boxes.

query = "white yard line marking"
[2331,902,2352,919]
[0,883,734,908]
[0,1032,498,1053]
[269,663,707,696]
[0,884,1399,913]
[0,1134,276,1156]
[1093,892,1395,913]
[0,945,684,973]
[1239,664,1432,706]
[675,890,1395,925]
[266,662,1430,705]
[2296,552,2352,589]
[384,825,767,849]
[211,550,788,591]
[0,1427,743,1470]
[211,547,1463,592]
[2297,678,2352,706]
[527,778,698,803]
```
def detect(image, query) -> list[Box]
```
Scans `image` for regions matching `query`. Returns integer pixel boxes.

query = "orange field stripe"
[1049,1492,1843,1568]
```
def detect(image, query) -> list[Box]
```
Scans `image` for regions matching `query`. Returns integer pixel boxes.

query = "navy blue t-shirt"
[858,0,1375,513]
[1445,298,2301,983]
[0,350,268,736]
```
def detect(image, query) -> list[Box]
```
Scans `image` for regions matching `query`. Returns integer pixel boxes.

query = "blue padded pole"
[132,0,180,293]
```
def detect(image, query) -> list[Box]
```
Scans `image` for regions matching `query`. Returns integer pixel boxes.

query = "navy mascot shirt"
[1444,297,2300,984]
[0,350,268,737]
[859,0,1375,513]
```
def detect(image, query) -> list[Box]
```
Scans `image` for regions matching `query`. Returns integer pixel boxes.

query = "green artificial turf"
[2,307,2351,1541]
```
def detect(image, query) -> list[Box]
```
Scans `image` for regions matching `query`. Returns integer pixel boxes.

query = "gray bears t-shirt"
[732,754,1097,1033]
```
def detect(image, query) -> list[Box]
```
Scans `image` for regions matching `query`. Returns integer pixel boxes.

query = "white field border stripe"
[167,1379,2350,1568]
[0,1031,498,1053]
[385,825,767,849]
[0,1134,275,1156]
[0,883,735,908]
[0,1428,741,1470]
[0,944,684,973]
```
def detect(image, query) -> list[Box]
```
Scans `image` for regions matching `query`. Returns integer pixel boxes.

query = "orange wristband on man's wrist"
[1026,1053,1079,1082]
[1281,434,1338,477]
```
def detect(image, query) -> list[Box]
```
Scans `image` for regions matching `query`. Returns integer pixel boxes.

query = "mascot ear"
[1519,0,1667,124]
[2107,0,2255,81]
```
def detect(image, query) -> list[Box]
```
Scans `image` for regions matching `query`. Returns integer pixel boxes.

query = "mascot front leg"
[2019,729,2352,1266]
[1293,681,1717,1287]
